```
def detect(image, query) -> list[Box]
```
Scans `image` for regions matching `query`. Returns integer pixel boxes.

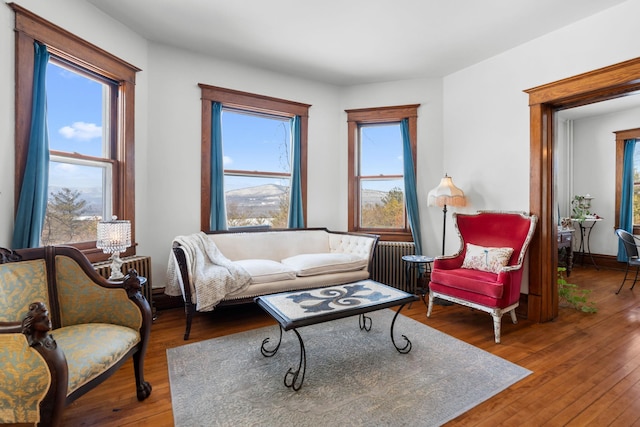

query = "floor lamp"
[427,174,467,255]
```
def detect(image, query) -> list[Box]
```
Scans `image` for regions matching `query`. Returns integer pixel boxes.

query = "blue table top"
[402,255,435,263]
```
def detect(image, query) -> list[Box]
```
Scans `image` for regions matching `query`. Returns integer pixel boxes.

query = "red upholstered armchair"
[427,211,537,343]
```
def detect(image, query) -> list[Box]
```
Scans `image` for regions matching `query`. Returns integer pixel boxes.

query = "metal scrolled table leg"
[284,328,306,391]
[390,304,412,354]
[359,313,372,331]
[260,326,283,357]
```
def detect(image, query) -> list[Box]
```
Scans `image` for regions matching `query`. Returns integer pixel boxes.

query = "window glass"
[358,123,406,230]
[41,60,115,245]
[222,109,292,228]
[360,124,403,176]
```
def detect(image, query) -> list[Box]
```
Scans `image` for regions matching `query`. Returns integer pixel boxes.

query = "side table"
[571,218,602,270]
[402,255,435,302]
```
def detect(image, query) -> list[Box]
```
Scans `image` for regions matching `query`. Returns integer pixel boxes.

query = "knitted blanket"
[166,232,251,312]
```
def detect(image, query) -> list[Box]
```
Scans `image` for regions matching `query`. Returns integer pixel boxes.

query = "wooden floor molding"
[62,265,640,426]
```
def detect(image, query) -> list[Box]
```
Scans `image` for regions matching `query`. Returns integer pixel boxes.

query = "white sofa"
[169,228,378,339]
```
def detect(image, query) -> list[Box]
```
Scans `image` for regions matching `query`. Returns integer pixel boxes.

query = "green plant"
[557,267,597,313]
[571,195,591,221]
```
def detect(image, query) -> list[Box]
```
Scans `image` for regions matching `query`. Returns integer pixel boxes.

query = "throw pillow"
[461,243,514,274]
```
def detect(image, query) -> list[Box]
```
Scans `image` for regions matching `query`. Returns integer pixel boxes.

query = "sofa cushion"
[233,259,297,284]
[281,253,367,277]
[430,267,504,299]
[54,323,140,395]
[461,243,513,274]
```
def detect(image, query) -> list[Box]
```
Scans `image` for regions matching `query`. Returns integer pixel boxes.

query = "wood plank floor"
[62,265,640,426]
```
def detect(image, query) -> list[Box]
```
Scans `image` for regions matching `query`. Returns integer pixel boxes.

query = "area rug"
[167,309,531,427]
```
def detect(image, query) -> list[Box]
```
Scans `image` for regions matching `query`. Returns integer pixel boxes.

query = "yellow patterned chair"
[0,246,152,426]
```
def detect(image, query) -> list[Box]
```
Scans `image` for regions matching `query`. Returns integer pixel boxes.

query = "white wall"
[443,0,640,256]
[571,105,640,255]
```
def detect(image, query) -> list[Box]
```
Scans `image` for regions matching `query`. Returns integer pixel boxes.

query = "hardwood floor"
[62,265,640,426]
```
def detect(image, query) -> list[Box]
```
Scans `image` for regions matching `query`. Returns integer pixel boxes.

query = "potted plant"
[557,267,597,313]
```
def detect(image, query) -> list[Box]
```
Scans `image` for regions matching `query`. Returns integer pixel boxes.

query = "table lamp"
[96,216,131,280]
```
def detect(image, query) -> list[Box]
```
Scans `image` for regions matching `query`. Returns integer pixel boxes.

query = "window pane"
[360,179,405,228]
[360,124,403,176]
[225,175,290,228]
[222,110,291,173]
[42,161,110,245]
[46,61,110,158]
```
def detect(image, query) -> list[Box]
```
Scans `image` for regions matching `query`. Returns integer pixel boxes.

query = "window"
[13,5,139,261]
[223,109,292,227]
[346,105,419,241]
[42,60,117,246]
[615,128,640,234]
[200,85,310,231]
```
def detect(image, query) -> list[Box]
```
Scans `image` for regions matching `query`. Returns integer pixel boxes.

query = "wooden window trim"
[12,4,140,262]
[199,84,311,231]
[614,128,640,234]
[345,104,419,241]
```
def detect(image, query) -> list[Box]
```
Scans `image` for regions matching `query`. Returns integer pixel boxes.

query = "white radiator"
[370,241,416,292]
[93,255,153,311]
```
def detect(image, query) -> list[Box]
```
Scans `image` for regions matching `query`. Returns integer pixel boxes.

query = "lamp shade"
[427,174,466,208]
[96,216,131,254]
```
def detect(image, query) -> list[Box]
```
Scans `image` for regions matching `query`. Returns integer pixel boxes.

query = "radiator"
[370,241,416,292]
[93,255,153,312]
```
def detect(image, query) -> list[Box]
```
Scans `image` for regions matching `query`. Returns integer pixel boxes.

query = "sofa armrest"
[433,255,463,270]
[0,301,67,426]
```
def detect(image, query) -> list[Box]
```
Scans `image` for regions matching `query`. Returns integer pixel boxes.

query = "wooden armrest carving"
[122,268,142,298]
[22,301,56,350]
[0,247,22,263]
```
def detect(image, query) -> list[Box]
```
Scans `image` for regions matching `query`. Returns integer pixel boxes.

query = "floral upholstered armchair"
[427,211,537,343]
[0,246,152,426]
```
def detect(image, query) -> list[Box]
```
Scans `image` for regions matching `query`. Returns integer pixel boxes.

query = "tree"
[361,187,405,228]
[41,188,97,245]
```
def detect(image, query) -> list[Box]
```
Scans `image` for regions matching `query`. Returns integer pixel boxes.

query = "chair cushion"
[54,323,140,395]
[461,243,513,274]
[281,253,367,277]
[233,259,297,284]
[430,267,504,299]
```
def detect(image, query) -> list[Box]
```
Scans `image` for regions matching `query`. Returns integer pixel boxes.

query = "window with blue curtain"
[346,104,420,243]
[200,85,310,231]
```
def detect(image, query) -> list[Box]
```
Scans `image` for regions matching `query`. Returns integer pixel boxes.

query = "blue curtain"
[288,116,304,228]
[618,138,637,262]
[12,42,50,249]
[400,118,423,256]
[210,102,227,230]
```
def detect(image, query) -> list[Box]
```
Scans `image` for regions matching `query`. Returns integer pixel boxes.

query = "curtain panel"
[12,42,50,249]
[401,118,422,255]
[618,138,637,262]
[209,102,228,231]
[288,115,304,228]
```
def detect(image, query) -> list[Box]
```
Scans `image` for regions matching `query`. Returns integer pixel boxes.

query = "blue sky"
[47,61,105,189]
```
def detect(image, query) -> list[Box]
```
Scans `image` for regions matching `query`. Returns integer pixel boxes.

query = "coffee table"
[254,279,418,390]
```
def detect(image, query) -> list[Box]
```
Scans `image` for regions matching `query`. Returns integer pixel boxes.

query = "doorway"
[525,57,640,322]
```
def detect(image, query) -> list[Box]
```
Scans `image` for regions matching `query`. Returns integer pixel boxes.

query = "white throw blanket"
[166,232,251,312]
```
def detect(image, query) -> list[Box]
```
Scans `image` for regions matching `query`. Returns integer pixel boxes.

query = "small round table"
[402,255,435,302]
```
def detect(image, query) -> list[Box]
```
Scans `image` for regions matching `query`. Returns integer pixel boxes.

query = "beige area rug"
[167,309,531,427]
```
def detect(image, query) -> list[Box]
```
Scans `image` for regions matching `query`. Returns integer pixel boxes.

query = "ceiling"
[86,0,628,86]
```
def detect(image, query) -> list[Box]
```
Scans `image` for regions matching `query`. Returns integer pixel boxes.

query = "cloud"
[55,163,77,172]
[58,122,102,141]
[223,156,233,166]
